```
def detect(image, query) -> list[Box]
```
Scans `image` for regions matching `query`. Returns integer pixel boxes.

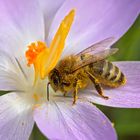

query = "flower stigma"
[25,9,75,105]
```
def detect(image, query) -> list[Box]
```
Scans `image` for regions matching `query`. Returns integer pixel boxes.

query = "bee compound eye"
[50,69,60,86]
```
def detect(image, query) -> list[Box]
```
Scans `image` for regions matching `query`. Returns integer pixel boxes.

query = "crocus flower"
[0,0,140,140]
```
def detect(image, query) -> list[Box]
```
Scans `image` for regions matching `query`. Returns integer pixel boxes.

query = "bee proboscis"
[48,37,126,104]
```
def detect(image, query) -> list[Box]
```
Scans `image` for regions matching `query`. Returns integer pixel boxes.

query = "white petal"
[0,51,33,91]
[0,92,34,140]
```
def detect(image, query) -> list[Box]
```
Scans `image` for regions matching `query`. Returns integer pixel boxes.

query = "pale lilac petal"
[80,62,140,108]
[48,0,140,57]
[34,101,117,140]
[0,0,44,56]
[0,92,34,140]
[38,0,65,40]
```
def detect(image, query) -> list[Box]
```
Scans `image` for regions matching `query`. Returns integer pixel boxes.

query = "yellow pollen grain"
[33,93,40,102]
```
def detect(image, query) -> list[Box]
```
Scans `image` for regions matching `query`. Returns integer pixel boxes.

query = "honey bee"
[47,37,126,104]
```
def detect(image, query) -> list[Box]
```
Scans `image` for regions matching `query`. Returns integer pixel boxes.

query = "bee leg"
[72,81,80,104]
[73,89,78,105]
[86,71,109,100]
[73,80,84,104]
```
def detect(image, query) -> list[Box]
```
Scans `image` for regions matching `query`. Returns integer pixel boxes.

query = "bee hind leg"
[86,71,109,100]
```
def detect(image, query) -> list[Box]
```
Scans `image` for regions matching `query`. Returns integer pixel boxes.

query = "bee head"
[48,68,61,92]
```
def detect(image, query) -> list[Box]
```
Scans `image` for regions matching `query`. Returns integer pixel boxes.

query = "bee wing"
[73,48,118,72]
[76,37,115,56]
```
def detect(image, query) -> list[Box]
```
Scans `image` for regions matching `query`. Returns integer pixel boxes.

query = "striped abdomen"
[89,60,126,87]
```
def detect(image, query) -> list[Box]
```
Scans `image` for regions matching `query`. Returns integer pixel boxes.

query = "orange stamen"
[25,41,47,66]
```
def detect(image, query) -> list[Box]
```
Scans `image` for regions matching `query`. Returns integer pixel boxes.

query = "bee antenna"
[47,82,50,101]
